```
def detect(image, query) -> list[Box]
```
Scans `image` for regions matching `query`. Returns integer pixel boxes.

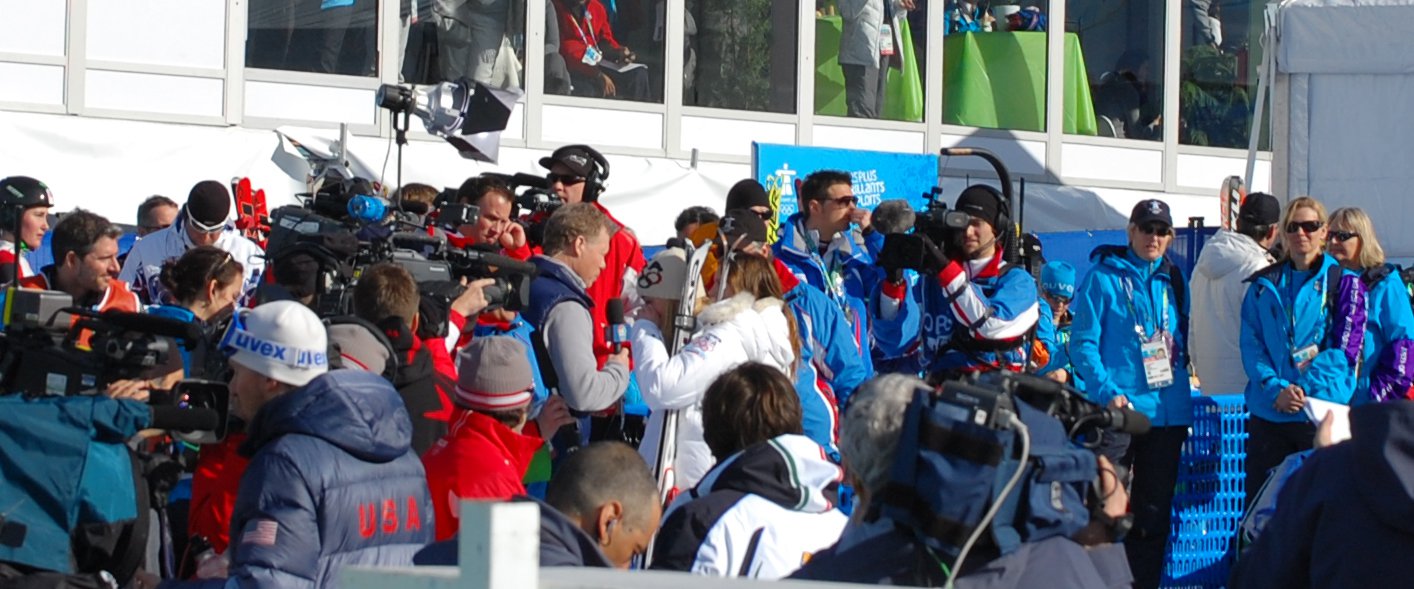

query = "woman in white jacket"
[632,251,798,492]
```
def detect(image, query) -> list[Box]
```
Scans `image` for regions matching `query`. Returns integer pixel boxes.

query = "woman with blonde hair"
[1327,207,1414,403]
[1240,196,1365,500]
[630,249,798,492]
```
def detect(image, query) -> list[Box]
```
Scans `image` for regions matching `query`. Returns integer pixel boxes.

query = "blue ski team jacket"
[1241,254,1363,424]
[773,214,879,378]
[1071,246,1193,427]
[782,279,870,460]
[1353,265,1414,404]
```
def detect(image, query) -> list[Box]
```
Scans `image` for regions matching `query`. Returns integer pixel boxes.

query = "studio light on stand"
[375,79,520,200]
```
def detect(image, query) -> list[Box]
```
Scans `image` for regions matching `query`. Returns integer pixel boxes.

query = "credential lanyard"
[1282,265,1328,350]
[568,9,597,49]
[1122,276,1168,340]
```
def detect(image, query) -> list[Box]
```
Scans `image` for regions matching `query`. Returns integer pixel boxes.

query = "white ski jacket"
[119,214,266,305]
[1190,229,1274,395]
[632,292,796,492]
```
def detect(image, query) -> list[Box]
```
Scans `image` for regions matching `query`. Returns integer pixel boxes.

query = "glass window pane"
[814,0,926,122]
[396,0,526,90]
[545,0,664,103]
[940,3,1052,132]
[684,0,798,114]
[1066,0,1165,140]
[247,0,379,76]
[1180,0,1267,149]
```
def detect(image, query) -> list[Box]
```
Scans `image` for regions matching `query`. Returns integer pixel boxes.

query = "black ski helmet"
[0,176,55,229]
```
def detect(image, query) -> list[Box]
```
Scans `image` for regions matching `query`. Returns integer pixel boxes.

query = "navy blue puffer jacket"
[164,370,434,589]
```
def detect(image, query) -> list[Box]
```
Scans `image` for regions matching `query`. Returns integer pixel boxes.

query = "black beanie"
[187,180,232,227]
[725,179,771,211]
[955,185,1004,228]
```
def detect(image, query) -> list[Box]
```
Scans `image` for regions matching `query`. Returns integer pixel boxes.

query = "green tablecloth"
[943,31,1097,135]
[815,16,923,122]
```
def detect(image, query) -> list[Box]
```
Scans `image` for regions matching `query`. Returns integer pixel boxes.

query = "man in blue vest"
[523,203,631,414]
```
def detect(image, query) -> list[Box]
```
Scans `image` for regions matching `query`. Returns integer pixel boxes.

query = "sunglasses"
[1138,223,1173,237]
[186,208,225,234]
[546,173,586,186]
[1329,230,1359,243]
[827,195,858,206]
[1047,293,1072,305]
[1285,220,1324,234]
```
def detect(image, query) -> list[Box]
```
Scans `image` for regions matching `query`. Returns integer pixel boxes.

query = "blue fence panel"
[1162,394,1249,589]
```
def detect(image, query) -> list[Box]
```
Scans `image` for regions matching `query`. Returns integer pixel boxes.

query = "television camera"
[0,288,230,437]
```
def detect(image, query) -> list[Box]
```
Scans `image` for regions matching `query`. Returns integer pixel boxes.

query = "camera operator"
[773,170,878,375]
[24,209,142,318]
[452,175,532,261]
[906,186,1041,382]
[539,145,647,372]
[0,175,54,284]
[525,203,630,415]
[141,301,434,589]
[789,374,1132,588]
[121,181,264,306]
[1069,199,1191,589]
[353,263,489,455]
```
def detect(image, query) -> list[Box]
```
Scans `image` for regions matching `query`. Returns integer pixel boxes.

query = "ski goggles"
[186,206,226,234]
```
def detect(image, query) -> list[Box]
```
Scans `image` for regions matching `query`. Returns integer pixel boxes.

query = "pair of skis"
[642,240,713,566]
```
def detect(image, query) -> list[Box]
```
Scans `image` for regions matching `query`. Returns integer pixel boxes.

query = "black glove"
[919,235,950,275]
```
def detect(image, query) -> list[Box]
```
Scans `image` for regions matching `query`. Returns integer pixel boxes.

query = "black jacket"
[1231,401,1414,589]
[413,497,613,568]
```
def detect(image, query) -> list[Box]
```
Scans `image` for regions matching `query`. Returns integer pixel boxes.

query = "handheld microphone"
[605,298,629,353]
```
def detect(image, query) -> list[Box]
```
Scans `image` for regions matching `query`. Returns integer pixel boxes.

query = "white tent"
[1263,0,1414,259]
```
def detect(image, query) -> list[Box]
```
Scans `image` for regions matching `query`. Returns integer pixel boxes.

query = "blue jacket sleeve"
[1034,302,1058,373]
[1369,274,1414,401]
[181,453,320,589]
[819,298,870,408]
[870,272,922,359]
[1069,270,1120,406]
[1241,284,1289,406]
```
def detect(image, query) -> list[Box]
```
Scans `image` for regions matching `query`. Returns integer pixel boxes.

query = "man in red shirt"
[422,336,573,540]
[550,0,651,100]
[540,145,645,371]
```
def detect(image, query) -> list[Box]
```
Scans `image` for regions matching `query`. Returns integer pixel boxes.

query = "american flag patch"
[242,520,279,547]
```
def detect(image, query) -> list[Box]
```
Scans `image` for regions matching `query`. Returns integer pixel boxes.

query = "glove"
[919,235,950,275]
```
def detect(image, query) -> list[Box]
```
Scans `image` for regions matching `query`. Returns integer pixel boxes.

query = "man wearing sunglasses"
[1070,198,1193,589]
[1190,192,1281,397]
[120,180,265,306]
[538,145,645,391]
[774,170,879,380]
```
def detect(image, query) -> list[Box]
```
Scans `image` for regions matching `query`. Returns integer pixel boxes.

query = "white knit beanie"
[221,300,329,386]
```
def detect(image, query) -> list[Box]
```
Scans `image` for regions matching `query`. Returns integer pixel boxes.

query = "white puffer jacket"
[632,292,796,492]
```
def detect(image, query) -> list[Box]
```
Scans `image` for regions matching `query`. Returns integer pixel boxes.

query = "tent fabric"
[1279,0,1414,75]
[1272,0,1414,259]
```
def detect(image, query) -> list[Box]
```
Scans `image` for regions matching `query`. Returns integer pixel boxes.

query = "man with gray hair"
[791,374,1131,588]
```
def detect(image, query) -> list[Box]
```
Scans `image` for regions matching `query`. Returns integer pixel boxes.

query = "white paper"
[1303,397,1352,444]
[599,61,647,74]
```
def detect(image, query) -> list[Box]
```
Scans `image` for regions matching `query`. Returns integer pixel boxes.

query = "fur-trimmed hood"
[697,292,795,374]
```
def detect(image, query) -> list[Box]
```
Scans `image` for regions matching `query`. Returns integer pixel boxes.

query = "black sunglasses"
[1285,220,1324,234]
[546,173,586,186]
[1329,230,1359,243]
[1138,223,1173,237]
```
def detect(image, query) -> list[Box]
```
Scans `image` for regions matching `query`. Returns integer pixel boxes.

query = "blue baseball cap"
[1041,261,1077,299]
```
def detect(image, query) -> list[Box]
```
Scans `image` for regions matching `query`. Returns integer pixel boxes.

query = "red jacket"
[553,0,623,79]
[587,202,645,368]
[188,433,250,554]
[422,410,544,541]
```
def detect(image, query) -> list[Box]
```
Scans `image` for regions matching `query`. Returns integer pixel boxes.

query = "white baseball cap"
[221,300,329,386]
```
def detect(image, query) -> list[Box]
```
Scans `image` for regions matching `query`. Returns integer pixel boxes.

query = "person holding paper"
[1239,196,1366,507]
[1326,207,1414,404]
[551,0,651,101]
[1070,199,1192,589]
